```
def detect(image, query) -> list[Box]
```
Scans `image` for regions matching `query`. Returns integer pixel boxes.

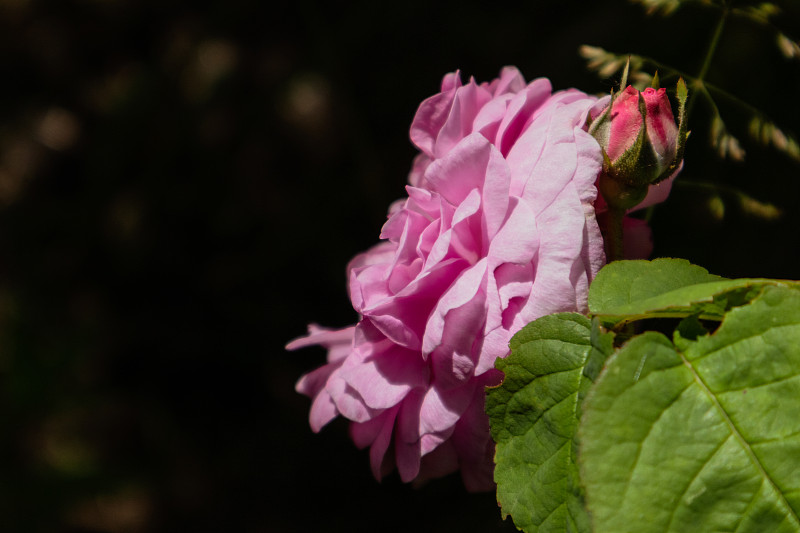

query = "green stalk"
[606,206,625,262]
[687,6,728,118]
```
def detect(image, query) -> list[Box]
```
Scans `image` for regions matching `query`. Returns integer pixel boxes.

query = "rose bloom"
[287,67,672,491]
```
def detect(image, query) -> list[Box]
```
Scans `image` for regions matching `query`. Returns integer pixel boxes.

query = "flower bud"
[641,87,679,169]
[588,80,687,211]
[606,86,678,172]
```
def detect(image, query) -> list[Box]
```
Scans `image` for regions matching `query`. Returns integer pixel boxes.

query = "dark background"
[0,1,798,531]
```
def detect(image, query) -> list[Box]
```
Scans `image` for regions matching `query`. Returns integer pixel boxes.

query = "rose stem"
[607,206,625,262]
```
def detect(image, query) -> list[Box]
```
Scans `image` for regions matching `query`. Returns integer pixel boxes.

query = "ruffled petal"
[289,67,675,493]
[409,76,463,157]
[418,380,477,435]
[340,341,428,410]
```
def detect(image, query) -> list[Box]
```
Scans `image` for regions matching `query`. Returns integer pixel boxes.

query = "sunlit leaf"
[739,194,783,219]
[629,0,685,16]
[676,180,783,221]
[777,33,800,59]
[710,114,746,161]
[580,285,800,532]
[732,2,781,24]
[749,115,800,162]
[708,194,725,220]
[579,46,648,85]
[587,258,796,329]
[587,258,723,316]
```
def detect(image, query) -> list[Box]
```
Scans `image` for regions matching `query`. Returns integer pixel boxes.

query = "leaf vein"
[505,371,583,440]
[733,482,764,533]
[749,427,800,446]
[619,375,692,508]
[721,372,800,394]
[664,434,731,532]
[678,349,800,528]
[522,393,579,458]
[690,323,800,364]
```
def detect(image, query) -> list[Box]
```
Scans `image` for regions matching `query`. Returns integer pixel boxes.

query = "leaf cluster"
[487,258,800,532]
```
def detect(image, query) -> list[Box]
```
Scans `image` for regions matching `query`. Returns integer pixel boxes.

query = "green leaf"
[777,33,800,60]
[629,0,684,15]
[579,285,800,533]
[676,76,687,106]
[620,56,631,89]
[748,114,800,163]
[588,258,795,329]
[674,179,783,221]
[659,77,689,184]
[650,70,660,89]
[710,113,746,161]
[487,313,613,533]
[588,259,722,312]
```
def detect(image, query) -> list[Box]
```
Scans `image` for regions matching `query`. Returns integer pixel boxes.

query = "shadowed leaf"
[487,313,614,533]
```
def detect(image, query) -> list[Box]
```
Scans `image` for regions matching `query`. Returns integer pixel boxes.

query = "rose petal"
[340,341,428,410]
[495,77,551,157]
[289,67,675,492]
[419,380,477,435]
[422,258,488,359]
[286,324,355,359]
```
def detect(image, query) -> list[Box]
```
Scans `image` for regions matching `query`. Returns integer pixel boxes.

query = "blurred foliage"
[0,0,797,532]
[583,1,800,163]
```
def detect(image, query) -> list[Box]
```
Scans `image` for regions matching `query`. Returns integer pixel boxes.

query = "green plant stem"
[601,9,729,261]
[606,207,625,262]
[697,9,727,82]
[687,6,728,118]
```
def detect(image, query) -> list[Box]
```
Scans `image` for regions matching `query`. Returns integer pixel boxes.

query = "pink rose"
[287,67,609,491]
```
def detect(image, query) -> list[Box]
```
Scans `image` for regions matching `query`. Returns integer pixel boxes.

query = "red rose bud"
[607,86,678,169]
[589,80,687,211]
[604,86,643,161]
[643,87,679,169]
